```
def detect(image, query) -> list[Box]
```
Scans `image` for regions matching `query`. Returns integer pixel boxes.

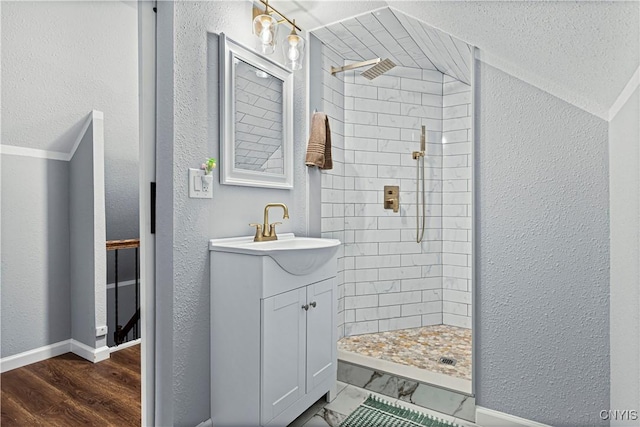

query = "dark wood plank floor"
[1,344,141,426]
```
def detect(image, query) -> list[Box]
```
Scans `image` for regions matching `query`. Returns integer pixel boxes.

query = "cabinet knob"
[309,301,317,308]
[302,304,309,311]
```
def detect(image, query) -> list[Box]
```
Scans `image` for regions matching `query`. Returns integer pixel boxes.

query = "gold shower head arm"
[331,58,381,75]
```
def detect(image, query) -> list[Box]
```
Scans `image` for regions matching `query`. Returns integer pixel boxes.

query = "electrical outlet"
[96,325,108,337]
[189,168,213,199]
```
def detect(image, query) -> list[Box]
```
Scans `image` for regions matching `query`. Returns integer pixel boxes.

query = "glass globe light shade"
[253,13,278,55]
[283,32,305,71]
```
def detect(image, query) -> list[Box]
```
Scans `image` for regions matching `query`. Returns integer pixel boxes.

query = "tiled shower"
[314,7,473,379]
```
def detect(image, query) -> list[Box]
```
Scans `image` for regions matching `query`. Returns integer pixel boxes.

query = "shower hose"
[416,153,426,243]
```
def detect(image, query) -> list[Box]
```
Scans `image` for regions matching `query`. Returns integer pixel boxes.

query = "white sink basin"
[209,233,340,276]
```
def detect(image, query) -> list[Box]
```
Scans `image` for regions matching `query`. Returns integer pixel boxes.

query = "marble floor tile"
[338,325,472,380]
[324,385,369,416]
[399,382,475,422]
[289,382,479,427]
[300,408,346,427]
[337,362,399,398]
[335,381,349,396]
[301,414,331,427]
[289,398,329,427]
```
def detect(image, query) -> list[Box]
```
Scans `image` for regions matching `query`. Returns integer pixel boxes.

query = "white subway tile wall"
[320,47,473,337]
[320,46,347,337]
[441,75,472,329]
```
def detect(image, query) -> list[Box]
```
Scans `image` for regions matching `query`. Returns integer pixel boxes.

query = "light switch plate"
[96,325,108,337]
[189,168,213,199]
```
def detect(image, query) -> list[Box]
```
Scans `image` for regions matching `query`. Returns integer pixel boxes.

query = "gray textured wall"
[1,1,139,284]
[156,2,308,425]
[609,87,640,423]
[1,1,138,358]
[475,62,610,425]
[0,155,71,357]
[69,126,101,348]
[155,1,175,423]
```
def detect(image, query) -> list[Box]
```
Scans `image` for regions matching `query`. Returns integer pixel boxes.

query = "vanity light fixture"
[283,20,305,71]
[252,0,305,71]
[252,0,278,55]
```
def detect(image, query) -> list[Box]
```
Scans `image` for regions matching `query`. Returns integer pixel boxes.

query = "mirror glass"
[219,34,293,189]
[234,59,284,175]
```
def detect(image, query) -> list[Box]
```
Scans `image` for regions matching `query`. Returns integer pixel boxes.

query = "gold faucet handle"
[249,223,263,241]
[269,222,282,238]
[385,198,399,213]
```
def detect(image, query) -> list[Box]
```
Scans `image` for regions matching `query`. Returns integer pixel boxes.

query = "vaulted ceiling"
[312,8,473,84]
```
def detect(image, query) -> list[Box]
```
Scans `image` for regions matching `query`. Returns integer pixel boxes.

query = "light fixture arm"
[255,0,302,32]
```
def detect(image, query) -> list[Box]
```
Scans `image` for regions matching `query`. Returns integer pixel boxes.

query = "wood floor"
[1,344,141,426]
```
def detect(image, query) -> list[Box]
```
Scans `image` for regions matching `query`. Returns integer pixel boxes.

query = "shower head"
[361,58,396,80]
[330,58,396,79]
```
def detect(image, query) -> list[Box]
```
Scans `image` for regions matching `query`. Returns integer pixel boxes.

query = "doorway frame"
[138,0,157,425]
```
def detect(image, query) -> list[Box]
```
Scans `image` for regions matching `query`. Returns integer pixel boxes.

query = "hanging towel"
[305,112,333,170]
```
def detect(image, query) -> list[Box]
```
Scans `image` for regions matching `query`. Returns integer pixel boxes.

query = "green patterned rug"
[339,395,459,427]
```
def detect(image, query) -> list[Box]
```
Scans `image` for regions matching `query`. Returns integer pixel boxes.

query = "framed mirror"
[219,33,294,189]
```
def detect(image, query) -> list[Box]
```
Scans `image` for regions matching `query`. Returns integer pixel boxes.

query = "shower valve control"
[384,185,400,213]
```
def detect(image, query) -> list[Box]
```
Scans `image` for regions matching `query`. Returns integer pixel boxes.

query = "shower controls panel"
[384,185,400,213]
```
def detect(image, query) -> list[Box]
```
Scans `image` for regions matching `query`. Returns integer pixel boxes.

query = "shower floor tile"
[337,325,472,381]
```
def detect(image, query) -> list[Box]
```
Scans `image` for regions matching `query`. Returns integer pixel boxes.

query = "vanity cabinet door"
[305,278,336,392]
[261,287,306,425]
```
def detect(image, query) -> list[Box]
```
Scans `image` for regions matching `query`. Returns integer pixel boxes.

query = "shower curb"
[337,359,476,423]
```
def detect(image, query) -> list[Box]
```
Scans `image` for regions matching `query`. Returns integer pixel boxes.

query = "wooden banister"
[106,239,140,251]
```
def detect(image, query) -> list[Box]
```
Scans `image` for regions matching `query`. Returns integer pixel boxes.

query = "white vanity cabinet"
[209,234,339,427]
[261,278,335,425]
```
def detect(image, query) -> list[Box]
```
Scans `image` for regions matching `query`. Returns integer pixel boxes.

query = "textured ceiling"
[391,1,639,119]
[274,0,640,118]
[312,8,472,84]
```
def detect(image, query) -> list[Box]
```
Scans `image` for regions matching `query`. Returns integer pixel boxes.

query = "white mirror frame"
[219,33,294,189]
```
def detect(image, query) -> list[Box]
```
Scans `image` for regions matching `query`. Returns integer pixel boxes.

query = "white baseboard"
[110,338,142,353]
[0,338,114,373]
[476,406,551,427]
[71,339,110,363]
[0,340,71,373]
[196,419,213,427]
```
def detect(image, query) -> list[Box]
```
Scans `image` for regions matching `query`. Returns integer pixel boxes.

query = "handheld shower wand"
[413,125,426,159]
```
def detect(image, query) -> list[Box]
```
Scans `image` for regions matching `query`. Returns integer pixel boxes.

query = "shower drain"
[438,356,457,366]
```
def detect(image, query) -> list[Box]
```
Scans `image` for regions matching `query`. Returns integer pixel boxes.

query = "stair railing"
[106,238,140,345]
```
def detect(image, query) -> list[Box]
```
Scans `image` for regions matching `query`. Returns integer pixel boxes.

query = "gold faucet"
[249,203,289,242]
